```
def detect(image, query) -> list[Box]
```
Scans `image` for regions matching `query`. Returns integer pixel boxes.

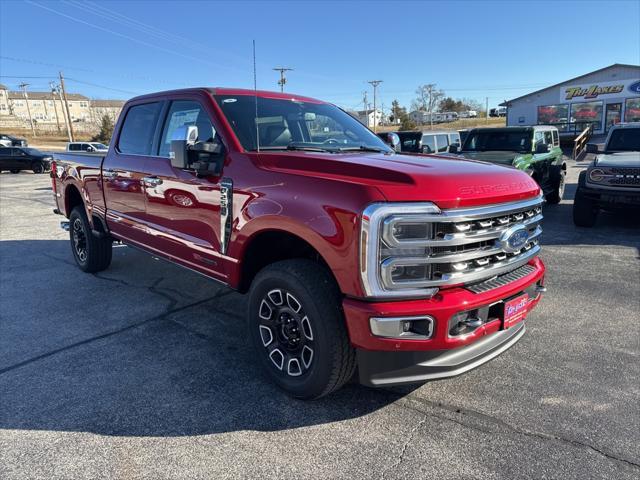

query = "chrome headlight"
[360,203,441,299]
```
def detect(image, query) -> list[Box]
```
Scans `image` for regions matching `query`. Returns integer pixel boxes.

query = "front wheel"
[69,206,113,272]
[10,169,20,174]
[573,187,598,227]
[32,162,44,174]
[248,259,356,399]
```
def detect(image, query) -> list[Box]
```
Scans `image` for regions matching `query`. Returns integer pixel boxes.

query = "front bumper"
[581,183,640,207]
[343,257,545,386]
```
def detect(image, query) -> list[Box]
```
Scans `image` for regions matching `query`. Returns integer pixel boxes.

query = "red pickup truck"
[51,88,546,398]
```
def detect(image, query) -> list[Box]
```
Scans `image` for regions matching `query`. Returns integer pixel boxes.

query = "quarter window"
[422,135,436,153]
[118,102,161,155]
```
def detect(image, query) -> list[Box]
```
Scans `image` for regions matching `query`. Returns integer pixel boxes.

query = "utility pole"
[485,96,489,123]
[59,71,75,141]
[428,85,433,130]
[367,80,383,133]
[273,67,293,93]
[18,82,36,137]
[54,83,72,142]
[49,82,62,133]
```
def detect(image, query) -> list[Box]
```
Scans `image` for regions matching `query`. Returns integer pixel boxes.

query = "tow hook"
[535,286,547,294]
[60,221,70,231]
[463,317,483,328]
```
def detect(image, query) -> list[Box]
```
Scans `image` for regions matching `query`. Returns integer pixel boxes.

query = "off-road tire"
[545,164,565,205]
[248,259,356,399]
[69,206,113,272]
[573,186,598,227]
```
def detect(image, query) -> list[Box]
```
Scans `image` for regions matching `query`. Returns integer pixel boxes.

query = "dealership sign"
[562,79,640,102]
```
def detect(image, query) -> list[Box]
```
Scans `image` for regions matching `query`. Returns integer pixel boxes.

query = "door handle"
[103,169,117,180]
[142,176,163,187]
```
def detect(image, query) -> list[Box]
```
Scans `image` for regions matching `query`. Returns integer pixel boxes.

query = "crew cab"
[455,126,566,204]
[573,123,640,226]
[51,88,546,398]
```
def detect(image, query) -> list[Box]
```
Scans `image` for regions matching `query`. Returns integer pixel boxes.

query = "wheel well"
[239,231,333,293]
[65,185,83,217]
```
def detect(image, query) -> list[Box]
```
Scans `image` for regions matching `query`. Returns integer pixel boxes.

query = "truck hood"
[457,150,522,166]
[596,151,640,167]
[257,151,540,209]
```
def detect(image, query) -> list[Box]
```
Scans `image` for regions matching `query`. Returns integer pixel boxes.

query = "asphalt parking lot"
[0,158,639,480]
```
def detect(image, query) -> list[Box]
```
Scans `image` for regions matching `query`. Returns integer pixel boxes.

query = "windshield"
[462,130,532,153]
[91,143,108,149]
[606,128,640,152]
[214,95,392,153]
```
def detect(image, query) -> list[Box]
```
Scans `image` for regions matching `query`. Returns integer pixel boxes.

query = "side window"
[534,131,544,146]
[69,144,79,151]
[118,102,162,155]
[422,135,436,153]
[552,130,559,146]
[0,147,10,155]
[543,131,553,145]
[450,133,461,147]
[436,134,449,152]
[159,100,216,157]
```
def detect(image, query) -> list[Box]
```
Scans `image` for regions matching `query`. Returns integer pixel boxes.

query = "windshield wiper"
[252,144,336,153]
[336,145,392,154]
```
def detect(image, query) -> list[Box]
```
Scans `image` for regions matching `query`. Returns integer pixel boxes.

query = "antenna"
[253,40,260,152]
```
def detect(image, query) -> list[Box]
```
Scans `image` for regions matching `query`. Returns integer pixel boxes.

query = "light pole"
[18,82,36,137]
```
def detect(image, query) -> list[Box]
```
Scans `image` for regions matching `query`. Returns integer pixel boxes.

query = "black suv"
[0,147,53,174]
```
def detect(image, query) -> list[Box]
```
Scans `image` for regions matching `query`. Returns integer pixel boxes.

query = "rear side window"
[450,133,461,147]
[0,147,10,155]
[436,134,449,152]
[422,135,436,153]
[69,143,79,151]
[118,102,161,155]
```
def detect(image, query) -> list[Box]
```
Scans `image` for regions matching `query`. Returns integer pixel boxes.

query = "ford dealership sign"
[629,81,640,95]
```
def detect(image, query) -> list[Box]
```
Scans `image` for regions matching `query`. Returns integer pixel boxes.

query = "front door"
[142,99,226,282]
[605,103,622,132]
[103,101,162,245]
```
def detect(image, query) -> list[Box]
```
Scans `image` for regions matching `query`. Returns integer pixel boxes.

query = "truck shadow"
[0,239,414,437]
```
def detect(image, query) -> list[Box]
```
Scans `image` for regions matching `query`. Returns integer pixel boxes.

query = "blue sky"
[1,0,639,111]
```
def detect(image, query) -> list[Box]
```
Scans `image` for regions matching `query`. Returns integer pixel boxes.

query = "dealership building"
[501,64,640,136]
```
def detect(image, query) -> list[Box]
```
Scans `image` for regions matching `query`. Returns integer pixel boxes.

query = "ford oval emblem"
[629,81,640,94]
[499,225,530,253]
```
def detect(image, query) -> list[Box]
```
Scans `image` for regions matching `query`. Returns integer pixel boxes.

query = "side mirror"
[170,125,199,169]
[448,144,459,154]
[535,143,550,154]
[87,146,94,152]
[586,144,599,154]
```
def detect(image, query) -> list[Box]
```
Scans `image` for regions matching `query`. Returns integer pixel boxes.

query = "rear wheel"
[32,162,44,174]
[10,169,20,174]
[573,187,598,227]
[248,259,356,399]
[69,206,113,272]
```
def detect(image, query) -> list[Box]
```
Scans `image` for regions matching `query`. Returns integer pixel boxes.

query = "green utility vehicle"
[455,126,566,204]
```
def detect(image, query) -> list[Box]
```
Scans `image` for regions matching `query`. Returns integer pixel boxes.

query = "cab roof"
[129,87,325,104]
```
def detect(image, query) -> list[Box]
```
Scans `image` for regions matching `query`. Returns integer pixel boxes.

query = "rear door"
[435,134,449,153]
[141,97,226,281]
[103,101,162,245]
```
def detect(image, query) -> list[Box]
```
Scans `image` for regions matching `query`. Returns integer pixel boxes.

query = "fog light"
[370,315,434,339]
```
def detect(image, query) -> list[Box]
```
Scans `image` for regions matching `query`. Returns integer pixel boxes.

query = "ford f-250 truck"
[51,88,546,399]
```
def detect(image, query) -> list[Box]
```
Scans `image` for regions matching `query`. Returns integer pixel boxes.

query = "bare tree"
[411,84,445,112]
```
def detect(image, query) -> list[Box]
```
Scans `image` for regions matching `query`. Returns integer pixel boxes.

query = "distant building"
[0,83,125,132]
[90,99,126,124]
[355,109,383,128]
[501,63,640,136]
[410,110,459,124]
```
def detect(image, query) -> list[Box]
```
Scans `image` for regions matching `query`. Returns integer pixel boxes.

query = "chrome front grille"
[381,196,544,288]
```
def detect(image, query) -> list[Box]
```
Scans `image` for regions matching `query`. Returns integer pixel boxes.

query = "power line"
[25,1,242,72]
[65,77,140,95]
